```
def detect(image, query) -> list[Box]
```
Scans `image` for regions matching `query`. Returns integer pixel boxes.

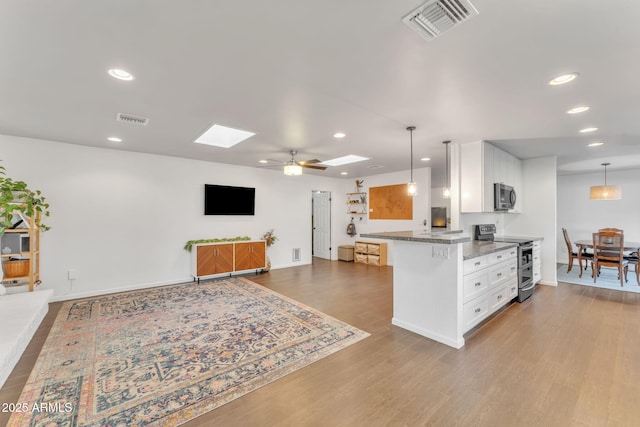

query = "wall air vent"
[402,0,479,41]
[116,113,150,126]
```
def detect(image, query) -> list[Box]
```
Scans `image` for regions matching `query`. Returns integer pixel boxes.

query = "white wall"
[557,168,640,263]
[335,168,431,265]
[0,135,349,300]
[504,156,557,286]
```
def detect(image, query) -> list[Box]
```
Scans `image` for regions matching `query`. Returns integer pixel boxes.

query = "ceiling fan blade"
[297,159,321,165]
[300,164,327,170]
[266,159,286,164]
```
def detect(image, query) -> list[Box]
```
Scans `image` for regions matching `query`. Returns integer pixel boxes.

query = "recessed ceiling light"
[579,127,598,133]
[421,157,431,161]
[367,165,384,169]
[548,72,579,86]
[194,124,256,148]
[319,155,369,166]
[259,160,268,164]
[588,142,604,147]
[567,106,589,114]
[107,137,122,142]
[107,68,135,81]
[340,172,348,175]
[333,132,346,139]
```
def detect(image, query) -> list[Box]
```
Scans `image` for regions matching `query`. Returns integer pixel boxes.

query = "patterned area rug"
[9,277,369,426]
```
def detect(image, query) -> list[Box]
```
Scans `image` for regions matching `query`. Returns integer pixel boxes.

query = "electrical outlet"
[432,246,450,259]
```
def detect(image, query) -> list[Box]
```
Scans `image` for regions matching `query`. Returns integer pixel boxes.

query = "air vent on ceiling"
[402,0,479,41]
[116,113,150,126]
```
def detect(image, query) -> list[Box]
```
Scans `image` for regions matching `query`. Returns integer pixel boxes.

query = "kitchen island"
[360,230,517,348]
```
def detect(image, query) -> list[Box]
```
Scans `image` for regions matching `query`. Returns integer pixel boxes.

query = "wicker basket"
[3,259,29,278]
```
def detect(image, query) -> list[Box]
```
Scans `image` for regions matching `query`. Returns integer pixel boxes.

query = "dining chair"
[562,228,592,273]
[592,231,629,286]
[624,250,640,285]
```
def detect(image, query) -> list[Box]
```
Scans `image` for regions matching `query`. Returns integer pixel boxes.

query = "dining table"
[575,239,640,279]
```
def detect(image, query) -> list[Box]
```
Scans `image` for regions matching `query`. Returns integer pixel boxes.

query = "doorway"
[312,190,332,259]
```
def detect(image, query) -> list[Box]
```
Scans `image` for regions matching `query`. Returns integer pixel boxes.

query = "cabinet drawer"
[367,244,380,255]
[464,255,487,274]
[487,248,516,265]
[490,284,509,311]
[367,254,380,265]
[463,270,490,303]
[355,242,368,253]
[489,260,517,286]
[533,241,542,250]
[355,252,368,263]
[533,249,541,265]
[507,278,518,300]
[533,270,541,283]
[463,295,489,332]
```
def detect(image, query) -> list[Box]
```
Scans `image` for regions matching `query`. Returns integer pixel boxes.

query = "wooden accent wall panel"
[368,184,413,220]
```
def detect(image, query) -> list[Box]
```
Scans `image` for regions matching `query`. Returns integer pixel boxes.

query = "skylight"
[320,155,369,166]
[194,124,256,148]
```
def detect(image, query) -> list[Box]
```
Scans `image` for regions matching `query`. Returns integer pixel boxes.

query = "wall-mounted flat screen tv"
[204,184,255,215]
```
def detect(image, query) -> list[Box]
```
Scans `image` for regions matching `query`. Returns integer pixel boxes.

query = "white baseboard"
[392,317,464,349]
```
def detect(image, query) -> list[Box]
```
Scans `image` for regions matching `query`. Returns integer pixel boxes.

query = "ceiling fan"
[269,150,327,175]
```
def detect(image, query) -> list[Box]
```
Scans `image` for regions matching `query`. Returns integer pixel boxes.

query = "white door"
[312,191,332,259]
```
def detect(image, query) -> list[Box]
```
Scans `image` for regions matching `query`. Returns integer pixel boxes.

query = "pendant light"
[590,162,621,200]
[442,140,451,199]
[407,126,417,196]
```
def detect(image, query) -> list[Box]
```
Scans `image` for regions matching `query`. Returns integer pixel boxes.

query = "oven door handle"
[520,282,535,292]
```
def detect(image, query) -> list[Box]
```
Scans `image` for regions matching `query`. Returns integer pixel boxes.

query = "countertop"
[359,230,470,244]
[494,235,544,242]
[463,241,518,260]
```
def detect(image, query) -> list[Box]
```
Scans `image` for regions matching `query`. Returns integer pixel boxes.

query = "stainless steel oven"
[517,243,534,302]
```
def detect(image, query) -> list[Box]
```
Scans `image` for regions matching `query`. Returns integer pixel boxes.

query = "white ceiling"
[1,0,639,185]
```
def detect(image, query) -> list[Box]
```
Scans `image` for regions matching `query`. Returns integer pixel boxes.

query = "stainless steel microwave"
[494,183,516,211]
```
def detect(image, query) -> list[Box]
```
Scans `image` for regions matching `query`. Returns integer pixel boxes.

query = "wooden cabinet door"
[213,244,234,274]
[196,244,234,276]
[235,242,266,270]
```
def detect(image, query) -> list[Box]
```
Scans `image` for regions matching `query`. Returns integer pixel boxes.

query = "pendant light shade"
[442,140,451,199]
[590,163,621,200]
[407,126,417,196]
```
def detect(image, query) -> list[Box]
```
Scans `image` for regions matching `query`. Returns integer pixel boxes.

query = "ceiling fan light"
[284,164,302,176]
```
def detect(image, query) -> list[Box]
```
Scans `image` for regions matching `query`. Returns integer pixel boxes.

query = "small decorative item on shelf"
[262,229,277,272]
[355,179,364,192]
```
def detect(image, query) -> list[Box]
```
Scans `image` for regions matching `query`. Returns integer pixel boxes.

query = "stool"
[338,245,354,262]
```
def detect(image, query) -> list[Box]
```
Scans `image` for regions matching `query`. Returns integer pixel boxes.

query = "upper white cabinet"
[460,141,522,213]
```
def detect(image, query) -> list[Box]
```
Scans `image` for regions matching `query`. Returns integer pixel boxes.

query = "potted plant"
[262,229,277,272]
[0,162,50,294]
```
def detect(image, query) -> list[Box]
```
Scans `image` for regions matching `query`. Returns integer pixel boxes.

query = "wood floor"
[2,258,640,426]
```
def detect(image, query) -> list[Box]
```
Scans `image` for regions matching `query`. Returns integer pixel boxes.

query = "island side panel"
[391,240,464,349]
